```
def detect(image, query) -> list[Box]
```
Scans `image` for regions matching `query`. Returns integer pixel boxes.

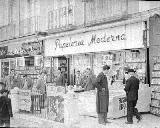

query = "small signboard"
[102,54,113,66]
[18,89,31,111]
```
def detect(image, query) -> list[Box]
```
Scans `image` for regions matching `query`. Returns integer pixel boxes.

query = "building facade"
[1,0,160,118]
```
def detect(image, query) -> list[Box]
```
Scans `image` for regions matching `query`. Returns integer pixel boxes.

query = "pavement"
[10,112,64,128]
[10,113,160,128]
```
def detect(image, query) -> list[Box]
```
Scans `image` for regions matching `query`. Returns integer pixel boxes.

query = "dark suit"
[95,72,109,124]
[124,76,141,122]
[0,96,13,127]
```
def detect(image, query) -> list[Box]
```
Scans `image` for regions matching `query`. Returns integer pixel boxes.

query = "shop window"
[25,56,34,67]
[1,61,9,79]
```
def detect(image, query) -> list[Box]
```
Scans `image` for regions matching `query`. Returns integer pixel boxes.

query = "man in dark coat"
[95,65,111,125]
[0,89,13,127]
[124,69,142,124]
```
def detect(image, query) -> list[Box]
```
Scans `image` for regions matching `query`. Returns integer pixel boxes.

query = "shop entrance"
[1,58,16,81]
[58,56,70,86]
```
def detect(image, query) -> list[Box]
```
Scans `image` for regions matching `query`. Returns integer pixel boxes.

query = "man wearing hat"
[124,69,142,124]
[94,65,111,125]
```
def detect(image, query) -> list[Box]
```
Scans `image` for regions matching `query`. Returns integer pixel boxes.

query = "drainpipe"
[19,0,20,36]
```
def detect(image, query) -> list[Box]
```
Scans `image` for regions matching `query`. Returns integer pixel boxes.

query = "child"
[0,89,13,127]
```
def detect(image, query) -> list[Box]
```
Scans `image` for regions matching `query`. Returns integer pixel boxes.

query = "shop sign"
[0,46,8,59]
[21,40,43,56]
[5,40,43,58]
[45,22,144,56]
[18,89,31,111]
[7,47,22,58]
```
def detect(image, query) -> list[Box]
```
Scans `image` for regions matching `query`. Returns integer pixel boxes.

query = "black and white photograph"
[0,0,160,127]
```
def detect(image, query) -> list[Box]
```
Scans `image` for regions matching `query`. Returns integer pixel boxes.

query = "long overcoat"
[124,76,139,101]
[0,96,13,120]
[95,72,109,113]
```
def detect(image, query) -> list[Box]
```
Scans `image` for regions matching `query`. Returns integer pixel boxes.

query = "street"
[10,113,160,128]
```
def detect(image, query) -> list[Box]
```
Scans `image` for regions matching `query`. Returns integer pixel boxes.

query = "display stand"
[150,56,160,116]
[64,89,80,128]
[47,85,65,123]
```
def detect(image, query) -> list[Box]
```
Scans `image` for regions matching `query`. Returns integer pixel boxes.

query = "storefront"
[0,39,45,84]
[45,22,148,86]
[44,21,151,124]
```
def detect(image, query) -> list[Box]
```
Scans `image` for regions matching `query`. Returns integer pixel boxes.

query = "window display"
[151,56,160,116]
[69,49,146,87]
[1,61,9,79]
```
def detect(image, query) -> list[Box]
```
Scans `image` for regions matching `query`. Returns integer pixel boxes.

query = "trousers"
[98,113,107,124]
[0,119,10,127]
[127,100,141,122]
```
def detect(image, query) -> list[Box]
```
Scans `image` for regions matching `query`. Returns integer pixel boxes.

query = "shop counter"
[77,89,127,119]
[64,85,151,120]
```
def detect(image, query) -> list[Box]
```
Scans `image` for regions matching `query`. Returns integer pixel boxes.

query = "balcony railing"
[84,0,128,26]
[0,0,128,42]
[48,1,128,31]
[48,5,75,30]
[0,24,16,41]
[19,16,40,37]
[0,16,41,41]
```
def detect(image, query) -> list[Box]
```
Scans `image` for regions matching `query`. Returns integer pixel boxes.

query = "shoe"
[137,116,142,123]
[105,120,111,123]
[99,122,106,125]
[125,121,133,124]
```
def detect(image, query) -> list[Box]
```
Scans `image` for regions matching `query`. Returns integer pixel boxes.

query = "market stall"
[44,21,152,125]
[64,83,151,120]
[9,84,65,123]
[46,84,65,123]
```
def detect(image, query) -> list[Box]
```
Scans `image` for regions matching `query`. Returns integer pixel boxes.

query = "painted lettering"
[97,38,100,43]
[88,34,96,46]
[107,37,110,42]
[55,38,84,49]
[121,34,126,40]
[55,33,126,50]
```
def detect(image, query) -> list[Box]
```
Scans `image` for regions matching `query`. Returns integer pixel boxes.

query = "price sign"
[18,89,31,111]
[102,55,113,66]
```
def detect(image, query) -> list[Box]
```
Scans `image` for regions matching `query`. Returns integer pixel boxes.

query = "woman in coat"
[94,65,111,125]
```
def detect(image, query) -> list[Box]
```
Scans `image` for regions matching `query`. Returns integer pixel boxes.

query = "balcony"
[0,16,41,42]
[0,24,16,41]
[48,5,77,32]
[19,16,40,37]
[48,0,128,32]
[84,0,128,26]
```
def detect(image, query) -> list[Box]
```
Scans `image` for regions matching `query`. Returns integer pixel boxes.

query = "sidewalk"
[78,113,160,128]
[10,113,64,128]
[10,113,160,128]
